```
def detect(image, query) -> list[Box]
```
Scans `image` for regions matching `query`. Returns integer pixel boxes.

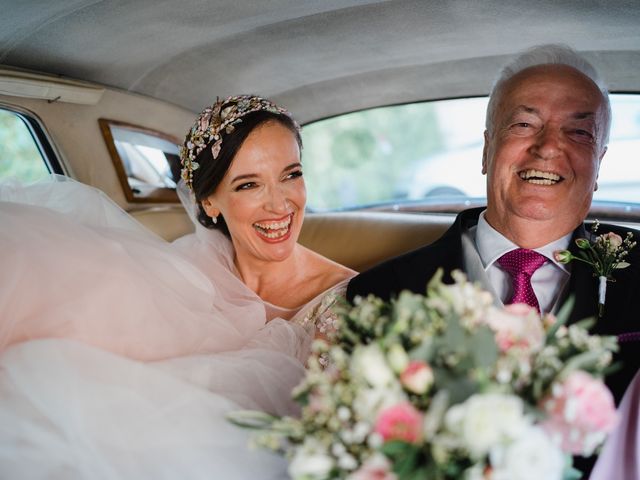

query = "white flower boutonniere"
[554,220,636,318]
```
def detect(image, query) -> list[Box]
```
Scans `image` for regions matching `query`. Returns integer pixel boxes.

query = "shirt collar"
[475,210,572,273]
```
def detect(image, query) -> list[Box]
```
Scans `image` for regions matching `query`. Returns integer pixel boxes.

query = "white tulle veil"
[0,175,317,479]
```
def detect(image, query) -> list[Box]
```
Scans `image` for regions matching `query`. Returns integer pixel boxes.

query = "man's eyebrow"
[283,162,302,172]
[572,112,596,121]
[507,106,596,121]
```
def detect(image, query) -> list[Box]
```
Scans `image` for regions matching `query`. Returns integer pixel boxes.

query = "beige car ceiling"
[1,0,639,124]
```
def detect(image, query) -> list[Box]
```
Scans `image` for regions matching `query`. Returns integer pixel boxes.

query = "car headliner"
[1,0,639,123]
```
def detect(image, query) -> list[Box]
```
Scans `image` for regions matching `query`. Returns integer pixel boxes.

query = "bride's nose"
[264,184,290,213]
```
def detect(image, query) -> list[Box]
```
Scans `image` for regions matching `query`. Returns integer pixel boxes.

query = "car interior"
[1,1,640,272]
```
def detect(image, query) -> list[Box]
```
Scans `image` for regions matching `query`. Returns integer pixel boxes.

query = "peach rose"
[400,360,434,395]
[485,304,544,353]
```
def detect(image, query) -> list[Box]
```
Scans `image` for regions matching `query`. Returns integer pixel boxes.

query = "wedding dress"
[0,176,350,479]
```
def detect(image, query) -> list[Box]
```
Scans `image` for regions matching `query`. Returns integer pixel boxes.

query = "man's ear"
[201,197,220,218]
[481,130,490,175]
[595,145,607,191]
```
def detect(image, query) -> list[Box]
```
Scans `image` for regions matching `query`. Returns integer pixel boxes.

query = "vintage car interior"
[1,1,640,272]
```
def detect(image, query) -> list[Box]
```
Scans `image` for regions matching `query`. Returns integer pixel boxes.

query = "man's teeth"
[254,216,292,238]
[519,169,561,185]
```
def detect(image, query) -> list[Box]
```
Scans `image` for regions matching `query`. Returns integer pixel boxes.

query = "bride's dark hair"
[191,110,302,236]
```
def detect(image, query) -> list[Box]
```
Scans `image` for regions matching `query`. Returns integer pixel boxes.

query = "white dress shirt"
[470,211,572,314]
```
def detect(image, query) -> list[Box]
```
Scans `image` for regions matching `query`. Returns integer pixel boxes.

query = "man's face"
[482,65,608,241]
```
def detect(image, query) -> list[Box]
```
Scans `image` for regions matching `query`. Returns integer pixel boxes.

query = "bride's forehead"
[228,125,301,172]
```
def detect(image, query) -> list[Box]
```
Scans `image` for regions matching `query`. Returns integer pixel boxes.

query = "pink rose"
[485,304,544,352]
[374,402,423,444]
[400,360,434,395]
[603,232,622,250]
[540,371,618,455]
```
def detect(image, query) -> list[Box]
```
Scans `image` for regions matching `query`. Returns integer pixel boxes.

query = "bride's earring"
[212,215,218,224]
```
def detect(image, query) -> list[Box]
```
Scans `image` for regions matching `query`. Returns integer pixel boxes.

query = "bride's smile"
[253,213,294,241]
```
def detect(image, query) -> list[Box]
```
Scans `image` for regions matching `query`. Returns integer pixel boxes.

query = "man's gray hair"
[485,44,611,145]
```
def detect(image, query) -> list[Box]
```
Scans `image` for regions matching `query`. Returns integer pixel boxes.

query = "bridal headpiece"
[179,94,297,191]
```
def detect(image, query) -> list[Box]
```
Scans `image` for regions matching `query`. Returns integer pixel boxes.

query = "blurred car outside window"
[301,94,640,218]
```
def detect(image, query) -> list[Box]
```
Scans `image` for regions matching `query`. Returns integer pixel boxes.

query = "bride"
[0,95,355,479]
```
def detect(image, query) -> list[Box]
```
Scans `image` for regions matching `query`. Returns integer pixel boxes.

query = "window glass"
[100,119,180,203]
[301,94,640,214]
[0,108,50,182]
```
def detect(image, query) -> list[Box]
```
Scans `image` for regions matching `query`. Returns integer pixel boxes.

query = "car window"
[0,108,51,182]
[302,94,640,217]
[99,119,181,203]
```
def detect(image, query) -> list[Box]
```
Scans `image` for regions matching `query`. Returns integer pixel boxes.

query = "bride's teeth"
[519,169,561,184]
[254,215,292,238]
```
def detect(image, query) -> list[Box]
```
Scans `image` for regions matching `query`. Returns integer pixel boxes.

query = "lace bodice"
[290,282,347,338]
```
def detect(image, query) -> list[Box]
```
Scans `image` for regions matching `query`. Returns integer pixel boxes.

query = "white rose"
[445,393,529,458]
[352,384,405,420]
[387,343,410,373]
[490,426,564,480]
[288,440,334,480]
[351,344,395,388]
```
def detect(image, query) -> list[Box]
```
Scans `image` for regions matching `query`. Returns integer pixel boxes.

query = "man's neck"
[484,214,578,249]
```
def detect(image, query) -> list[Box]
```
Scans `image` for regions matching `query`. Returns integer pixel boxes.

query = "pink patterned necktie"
[497,248,548,311]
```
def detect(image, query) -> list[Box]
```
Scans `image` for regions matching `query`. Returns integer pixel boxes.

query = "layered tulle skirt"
[0,177,310,479]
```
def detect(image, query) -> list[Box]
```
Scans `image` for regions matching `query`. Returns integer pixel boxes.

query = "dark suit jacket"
[347,207,640,476]
[347,207,640,402]
[347,207,640,392]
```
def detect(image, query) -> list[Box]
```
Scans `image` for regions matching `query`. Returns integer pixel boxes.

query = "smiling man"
[347,46,640,417]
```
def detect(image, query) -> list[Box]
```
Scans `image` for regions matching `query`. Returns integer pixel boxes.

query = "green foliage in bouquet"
[230,271,619,480]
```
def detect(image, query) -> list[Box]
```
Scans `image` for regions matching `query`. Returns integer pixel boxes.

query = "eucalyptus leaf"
[558,350,608,377]
[409,336,434,362]
[434,369,477,404]
[546,295,574,341]
[470,326,499,368]
[226,410,278,429]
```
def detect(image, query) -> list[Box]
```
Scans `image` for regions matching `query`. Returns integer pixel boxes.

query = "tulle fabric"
[0,176,336,479]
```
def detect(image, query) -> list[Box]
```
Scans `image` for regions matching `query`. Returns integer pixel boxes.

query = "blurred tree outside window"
[0,109,49,182]
[302,95,640,212]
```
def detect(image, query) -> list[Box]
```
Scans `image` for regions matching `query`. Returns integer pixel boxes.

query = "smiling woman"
[0,94,355,479]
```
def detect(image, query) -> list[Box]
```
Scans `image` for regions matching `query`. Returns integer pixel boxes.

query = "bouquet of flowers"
[230,271,619,480]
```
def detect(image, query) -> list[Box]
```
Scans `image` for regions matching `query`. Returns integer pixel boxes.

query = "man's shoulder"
[346,208,482,301]
[346,240,446,301]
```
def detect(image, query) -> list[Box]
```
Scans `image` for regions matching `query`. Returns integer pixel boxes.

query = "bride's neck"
[233,246,306,301]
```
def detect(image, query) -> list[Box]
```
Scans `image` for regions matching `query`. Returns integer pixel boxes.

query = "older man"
[347,45,639,406]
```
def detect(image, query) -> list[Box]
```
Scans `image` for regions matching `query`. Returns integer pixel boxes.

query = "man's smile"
[518,169,563,185]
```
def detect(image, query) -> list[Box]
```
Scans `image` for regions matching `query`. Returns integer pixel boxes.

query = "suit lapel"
[566,224,599,324]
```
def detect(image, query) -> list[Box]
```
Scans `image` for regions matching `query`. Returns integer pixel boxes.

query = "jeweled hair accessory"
[179,94,298,191]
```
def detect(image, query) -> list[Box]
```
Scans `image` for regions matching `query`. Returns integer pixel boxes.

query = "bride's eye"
[235,182,257,191]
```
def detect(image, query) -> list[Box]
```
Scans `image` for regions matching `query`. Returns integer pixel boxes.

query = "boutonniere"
[554,220,636,318]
